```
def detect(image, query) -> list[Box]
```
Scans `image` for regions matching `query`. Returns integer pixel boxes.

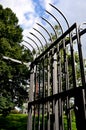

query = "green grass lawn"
[0,113,77,130]
[0,114,28,130]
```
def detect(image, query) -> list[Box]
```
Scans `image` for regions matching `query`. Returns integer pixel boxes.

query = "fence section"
[27,22,86,130]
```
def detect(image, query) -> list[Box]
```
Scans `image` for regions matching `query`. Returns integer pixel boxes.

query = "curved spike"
[36,22,52,42]
[23,44,31,51]
[27,36,40,51]
[41,16,57,39]
[49,3,69,28]
[22,44,34,57]
[33,28,48,46]
[23,40,35,50]
[29,32,44,49]
[45,10,63,34]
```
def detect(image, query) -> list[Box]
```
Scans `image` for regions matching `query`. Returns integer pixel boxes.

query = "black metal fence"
[27,5,86,130]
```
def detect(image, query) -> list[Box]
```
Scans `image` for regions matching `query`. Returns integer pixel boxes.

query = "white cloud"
[0,0,86,54]
[0,0,35,25]
[1,0,86,34]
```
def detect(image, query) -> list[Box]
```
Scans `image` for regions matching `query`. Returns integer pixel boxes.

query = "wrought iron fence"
[27,4,86,130]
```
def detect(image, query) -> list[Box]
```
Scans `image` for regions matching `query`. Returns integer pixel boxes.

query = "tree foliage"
[0,5,33,115]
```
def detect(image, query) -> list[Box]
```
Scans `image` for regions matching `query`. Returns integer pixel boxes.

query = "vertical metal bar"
[49,51,54,130]
[37,64,40,130]
[39,62,42,130]
[62,38,68,130]
[27,68,34,130]
[77,23,86,117]
[76,24,86,87]
[50,50,55,130]
[66,64,71,130]
[33,66,37,130]
[69,32,77,88]
[67,32,76,130]
[66,98,72,130]
[41,58,45,130]
[33,105,36,130]
[53,50,59,130]
[38,64,41,100]
[75,89,86,130]
[63,37,71,130]
[63,29,77,130]
[74,24,86,130]
[37,105,40,130]
[47,53,51,130]
[57,42,64,130]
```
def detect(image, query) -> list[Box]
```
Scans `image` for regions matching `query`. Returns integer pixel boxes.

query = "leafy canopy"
[0,4,33,115]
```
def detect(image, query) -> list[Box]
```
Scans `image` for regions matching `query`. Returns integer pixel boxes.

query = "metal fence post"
[75,88,86,130]
[27,68,34,130]
[53,52,59,130]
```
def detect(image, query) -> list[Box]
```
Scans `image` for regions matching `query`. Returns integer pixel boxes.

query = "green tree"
[0,5,33,115]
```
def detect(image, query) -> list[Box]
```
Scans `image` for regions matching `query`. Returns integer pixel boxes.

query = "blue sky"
[0,0,86,56]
